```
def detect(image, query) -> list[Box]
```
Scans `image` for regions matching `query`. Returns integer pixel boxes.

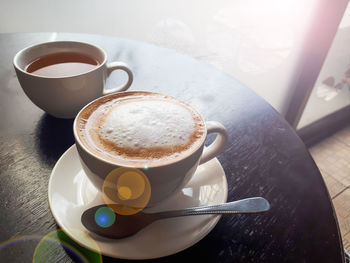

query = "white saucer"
[48,145,228,260]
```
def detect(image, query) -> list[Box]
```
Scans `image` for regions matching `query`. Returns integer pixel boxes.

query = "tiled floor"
[309,124,350,253]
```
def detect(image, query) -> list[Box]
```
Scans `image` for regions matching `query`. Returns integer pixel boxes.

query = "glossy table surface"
[0,32,345,262]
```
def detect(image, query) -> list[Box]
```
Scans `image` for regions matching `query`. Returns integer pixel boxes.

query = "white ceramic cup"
[13,41,133,118]
[73,91,228,207]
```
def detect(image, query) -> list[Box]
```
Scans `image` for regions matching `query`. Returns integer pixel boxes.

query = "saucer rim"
[48,144,228,260]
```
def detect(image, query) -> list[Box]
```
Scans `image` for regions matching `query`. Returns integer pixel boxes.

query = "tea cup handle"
[103,62,133,95]
[199,121,228,165]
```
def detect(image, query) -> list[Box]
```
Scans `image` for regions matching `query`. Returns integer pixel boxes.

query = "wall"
[1,0,319,116]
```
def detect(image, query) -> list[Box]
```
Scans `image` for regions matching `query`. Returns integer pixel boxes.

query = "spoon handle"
[154,197,270,219]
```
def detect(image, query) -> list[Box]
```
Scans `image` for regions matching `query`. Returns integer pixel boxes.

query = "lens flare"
[33,229,102,263]
[117,186,132,200]
[102,167,151,215]
[94,206,116,228]
[0,229,102,263]
[117,171,145,200]
[0,235,43,251]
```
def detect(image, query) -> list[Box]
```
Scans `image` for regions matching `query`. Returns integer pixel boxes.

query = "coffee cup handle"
[199,121,228,165]
[103,62,134,95]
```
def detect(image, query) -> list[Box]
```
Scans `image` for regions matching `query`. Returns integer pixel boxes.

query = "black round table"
[0,32,345,263]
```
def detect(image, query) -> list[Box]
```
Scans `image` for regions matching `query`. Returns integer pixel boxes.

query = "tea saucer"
[48,145,228,260]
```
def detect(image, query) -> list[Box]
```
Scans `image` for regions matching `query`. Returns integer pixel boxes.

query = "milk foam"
[77,92,205,166]
[99,100,194,148]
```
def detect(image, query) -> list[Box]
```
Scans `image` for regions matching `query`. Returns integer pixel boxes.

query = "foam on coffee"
[100,100,195,148]
[77,92,205,166]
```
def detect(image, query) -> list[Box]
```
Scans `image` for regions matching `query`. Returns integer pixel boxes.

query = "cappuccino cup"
[13,41,133,118]
[73,91,228,208]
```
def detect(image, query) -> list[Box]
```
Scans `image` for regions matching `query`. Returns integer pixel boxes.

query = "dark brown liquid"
[25,52,100,77]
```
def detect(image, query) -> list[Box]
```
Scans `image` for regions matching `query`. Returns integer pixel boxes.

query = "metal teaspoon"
[81,197,270,238]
